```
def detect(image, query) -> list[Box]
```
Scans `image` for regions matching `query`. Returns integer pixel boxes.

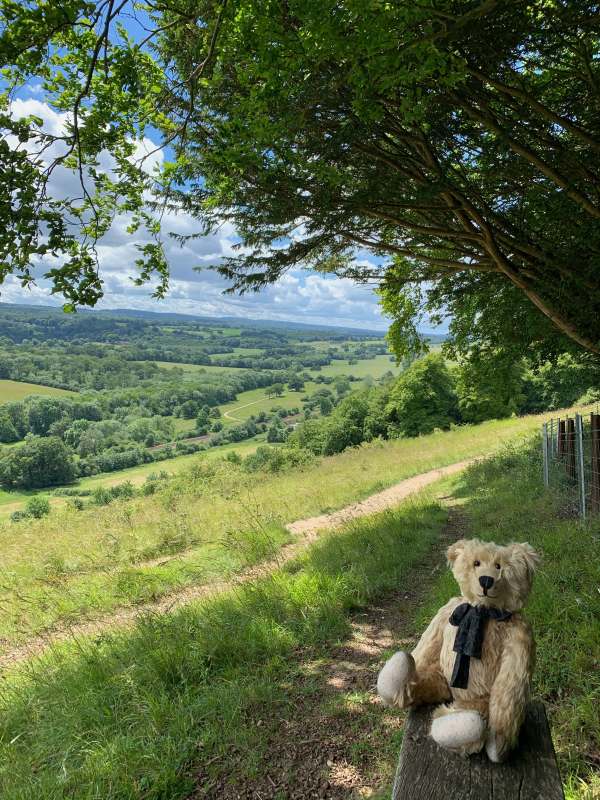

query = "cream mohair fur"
[377,538,540,761]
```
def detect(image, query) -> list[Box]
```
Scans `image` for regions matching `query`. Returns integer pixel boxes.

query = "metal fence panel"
[541,409,600,519]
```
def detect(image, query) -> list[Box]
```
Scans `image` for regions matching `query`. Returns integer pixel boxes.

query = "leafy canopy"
[2,1,600,356]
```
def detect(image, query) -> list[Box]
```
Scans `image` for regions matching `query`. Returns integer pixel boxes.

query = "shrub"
[576,387,600,406]
[10,510,30,523]
[25,496,51,519]
[243,445,314,473]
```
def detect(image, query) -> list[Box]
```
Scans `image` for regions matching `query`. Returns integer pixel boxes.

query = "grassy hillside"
[0,406,589,646]
[0,437,267,516]
[0,438,597,799]
[0,379,76,402]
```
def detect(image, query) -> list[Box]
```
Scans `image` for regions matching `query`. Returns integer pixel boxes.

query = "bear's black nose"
[479,575,494,594]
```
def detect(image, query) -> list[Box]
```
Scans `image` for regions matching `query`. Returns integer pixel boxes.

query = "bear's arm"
[411,597,462,670]
[487,617,535,761]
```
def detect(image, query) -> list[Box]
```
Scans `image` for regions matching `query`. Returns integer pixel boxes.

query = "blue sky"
[3,12,447,334]
[3,90,411,331]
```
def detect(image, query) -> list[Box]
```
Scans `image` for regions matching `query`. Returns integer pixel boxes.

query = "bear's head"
[447,538,540,612]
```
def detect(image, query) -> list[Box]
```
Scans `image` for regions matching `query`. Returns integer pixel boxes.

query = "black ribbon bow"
[449,603,512,689]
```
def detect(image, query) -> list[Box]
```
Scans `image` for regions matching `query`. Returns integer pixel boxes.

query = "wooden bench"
[392,702,564,800]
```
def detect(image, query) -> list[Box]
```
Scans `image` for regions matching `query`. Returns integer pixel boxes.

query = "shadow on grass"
[0,500,445,799]
[1,441,598,800]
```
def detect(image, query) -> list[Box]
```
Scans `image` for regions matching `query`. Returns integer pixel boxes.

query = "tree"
[195,408,209,429]
[287,376,305,392]
[386,354,458,437]
[522,354,600,413]
[179,400,199,419]
[267,383,285,398]
[455,355,525,424]
[267,419,287,444]
[0,436,76,489]
[0,410,19,443]
[319,397,333,417]
[27,398,70,436]
[3,3,600,355]
[333,379,351,399]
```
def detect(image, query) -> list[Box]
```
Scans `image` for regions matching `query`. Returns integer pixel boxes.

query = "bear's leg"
[378,654,450,709]
[377,652,415,707]
[430,702,487,756]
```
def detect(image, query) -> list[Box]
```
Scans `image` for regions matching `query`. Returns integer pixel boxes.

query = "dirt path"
[223,397,267,422]
[0,460,472,671]
[199,505,467,800]
[287,459,474,537]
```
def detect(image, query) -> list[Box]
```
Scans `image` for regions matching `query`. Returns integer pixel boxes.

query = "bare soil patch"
[287,460,473,538]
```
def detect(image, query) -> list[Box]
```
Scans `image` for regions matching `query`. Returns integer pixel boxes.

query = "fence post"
[549,418,554,458]
[591,413,600,514]
[558,418,565,459]
[565,418,576,481]
[542,422,549,487]
[575,414,586,519]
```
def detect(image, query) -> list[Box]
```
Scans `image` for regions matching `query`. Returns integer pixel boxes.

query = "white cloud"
[4,99,451,333]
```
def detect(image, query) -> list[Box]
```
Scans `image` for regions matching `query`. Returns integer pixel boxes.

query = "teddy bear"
[377,538,540,762]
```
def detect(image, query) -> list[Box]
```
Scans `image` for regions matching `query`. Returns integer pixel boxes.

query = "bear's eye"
[473,560,480,567]
[495,563,501,570]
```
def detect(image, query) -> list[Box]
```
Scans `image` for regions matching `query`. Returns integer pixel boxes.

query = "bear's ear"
[447,539,468,566]
[507,542,541,576]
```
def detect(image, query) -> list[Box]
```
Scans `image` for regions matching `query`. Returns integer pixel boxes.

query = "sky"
[4,86,445,334]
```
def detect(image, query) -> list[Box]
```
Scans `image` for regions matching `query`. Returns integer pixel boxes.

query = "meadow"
[0,436,268,516]
[0,405,590,648]
[0,431,597,799]
[0,379,76,401]
[315,352,399,378]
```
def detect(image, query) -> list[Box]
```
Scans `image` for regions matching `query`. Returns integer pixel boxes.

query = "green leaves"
[1,0,600,359]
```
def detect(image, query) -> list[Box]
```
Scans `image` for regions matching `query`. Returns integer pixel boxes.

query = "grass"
[0,405,591,645]
[0,379,76,402]
[2,438,598,799]
[0,496,444,799]
[0,436,268,517]
[312,353,400,379]
[407,446,600,800]
[218,383,319,423]
[0,431,597,798]
[146,360,247,375]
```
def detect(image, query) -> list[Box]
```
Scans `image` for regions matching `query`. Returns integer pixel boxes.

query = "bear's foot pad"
[392,701,564,800]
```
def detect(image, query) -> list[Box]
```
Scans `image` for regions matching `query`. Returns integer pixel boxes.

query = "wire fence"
[541,410,600,519]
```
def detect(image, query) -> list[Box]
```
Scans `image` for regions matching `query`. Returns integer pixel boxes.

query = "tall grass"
[0,407,588,642]
[0,500,445,799]
[0,439,597,798]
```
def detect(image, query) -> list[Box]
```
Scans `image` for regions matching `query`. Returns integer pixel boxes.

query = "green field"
[0,423,597,799]
[210,347,264,357]
[0,404,590,646]
[0,379,76,402]
[314,352,400,379]
[0,436,268,517]
[219,384,316,423]
[144,360,246,375]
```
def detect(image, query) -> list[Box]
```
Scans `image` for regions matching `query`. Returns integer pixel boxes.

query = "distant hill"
[0,302,447,342]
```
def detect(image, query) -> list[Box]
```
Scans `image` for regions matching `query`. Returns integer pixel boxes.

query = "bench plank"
[392,701,564,800]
